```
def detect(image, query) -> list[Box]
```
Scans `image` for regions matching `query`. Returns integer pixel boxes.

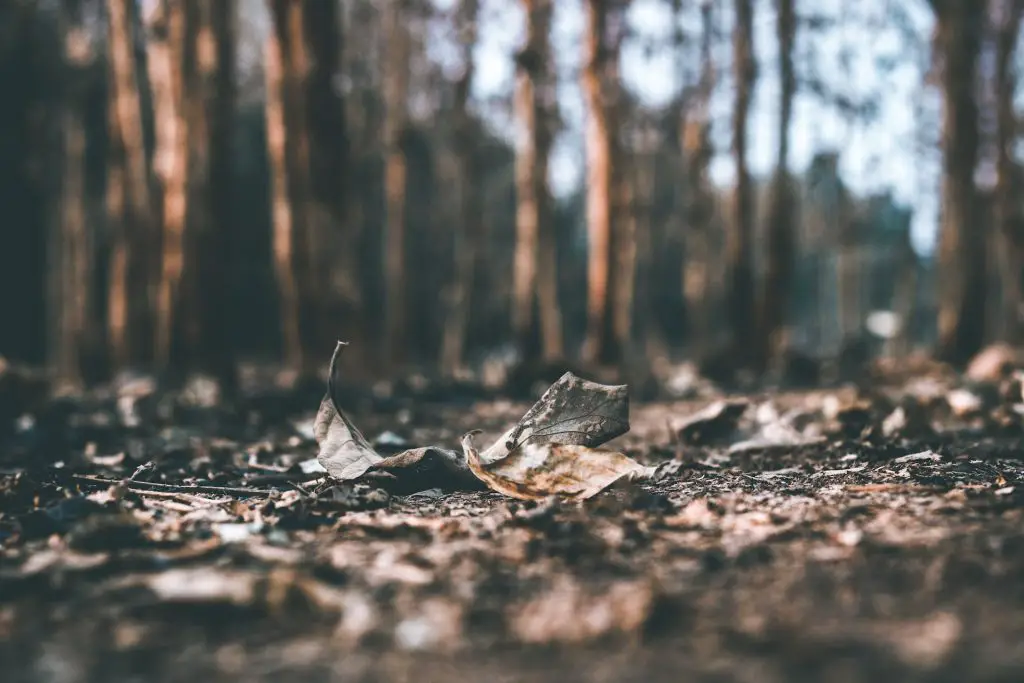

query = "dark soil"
[2,370,1024,683]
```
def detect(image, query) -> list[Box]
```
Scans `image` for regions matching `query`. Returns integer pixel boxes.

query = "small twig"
[74,474,276,497]
[243,472,324,486]
[288,481,313,497]
[144,499,197,513]
[132,489,233,507]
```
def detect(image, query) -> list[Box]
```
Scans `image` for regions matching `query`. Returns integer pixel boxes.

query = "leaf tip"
[327,341,351,415]
[460,429,483,447]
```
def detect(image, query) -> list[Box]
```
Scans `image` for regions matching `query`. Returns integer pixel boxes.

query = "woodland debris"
[73,474,276,498]
[316,343,637,499]
[965,343,1021,383]
[461,431,655,501]
[671,399,749,445]
[479,371,630,464]
[893,450,942,464]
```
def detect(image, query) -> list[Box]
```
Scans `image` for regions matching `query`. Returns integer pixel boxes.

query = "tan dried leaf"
[479,371,629,464]
[315,342,383,480]
[461,431,654,501]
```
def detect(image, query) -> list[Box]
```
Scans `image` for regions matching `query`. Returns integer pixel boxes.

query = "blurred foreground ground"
[2,358,1024,683]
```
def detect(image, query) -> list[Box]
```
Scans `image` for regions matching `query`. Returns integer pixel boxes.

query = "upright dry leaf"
[315,342,383,480]
[462,431,654,501]
[479,372,629,464]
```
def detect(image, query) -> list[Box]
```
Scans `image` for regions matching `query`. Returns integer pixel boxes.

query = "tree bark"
[441,0,481,376]
[932,0,987,365]
[758,0,797,371]
[267,0,326,376]
[148,0,188,370]
[50,1,94,390]
[202,0,237,389]
[264,16,302,372]
[727,0,757,369]
[383,0,410,368]
[581,0,628,366]
[304,0,358,368]
[681,0,715,358]
[512,0,562,364]
[995,0,1024,343]
[105,0,155,370]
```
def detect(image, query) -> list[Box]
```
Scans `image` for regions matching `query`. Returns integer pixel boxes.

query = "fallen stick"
[73,474,277,498]
[129,489,234,507]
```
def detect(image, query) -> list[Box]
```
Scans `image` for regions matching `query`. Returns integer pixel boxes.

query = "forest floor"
[3,355,1024,683]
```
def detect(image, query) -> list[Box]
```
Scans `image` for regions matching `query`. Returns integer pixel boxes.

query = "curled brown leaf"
[461,431,654,501]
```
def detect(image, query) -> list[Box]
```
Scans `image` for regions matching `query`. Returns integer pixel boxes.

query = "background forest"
[0,0,1018,397]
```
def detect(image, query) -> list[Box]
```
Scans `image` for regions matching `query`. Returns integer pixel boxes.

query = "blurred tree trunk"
[383,0,410,368]
[837,209,860,346]
[995,0,1024,343]
[179,0,212,363]
[50,1,95,390]
[581,0,628,366]
[304,0,358,371]
[614,125,637,363]
[201,0,237,389]
[892,233,919,356]
[727,0,757,369]
[268,0,324,377]
[264,12,302,372]
[441,0,480,375]
[105,0,154,370]
[632,122,662,362]
[512,0,562,364]
[681,0,715,359]
[148,0,187,370]
[932,0,987,365]
[758,0,797,371]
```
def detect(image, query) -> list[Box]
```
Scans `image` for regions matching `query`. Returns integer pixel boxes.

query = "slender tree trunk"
[727,0,757,368]
[148,0,188,370]
[581,0,628,366]
[613,129,637,359]
[106,146,129,370]
[512,0,562,363]
[633,125,662,361]
[836,191,860,345]
[383,0,410,367]
[50,1,94,390]
[758,0,797,371]
[264,19,302,371]
[202,0,237,389]
[512,0,541,360]
[106,0,154,370]
[531,2,563,364]
[681,0,715,358]
[304,0,358,369]
[177,0,208,362]
[933,0,987,364]
[267,0,322,376]
[441,0,480,375]
[995,0,1024,343]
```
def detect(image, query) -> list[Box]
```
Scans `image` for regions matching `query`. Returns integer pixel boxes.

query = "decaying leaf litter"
[3,345,1024,682]
[316,341,660,501]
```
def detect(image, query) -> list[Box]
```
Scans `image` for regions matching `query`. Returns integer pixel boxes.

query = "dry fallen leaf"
[671,399,748,445]
[461,430,654,501]
[314,350,636,497]
[315,342,383,480]
[479,371,630,464]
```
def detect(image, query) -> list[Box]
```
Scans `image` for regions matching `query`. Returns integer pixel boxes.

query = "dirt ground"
[3,364,1024,683]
